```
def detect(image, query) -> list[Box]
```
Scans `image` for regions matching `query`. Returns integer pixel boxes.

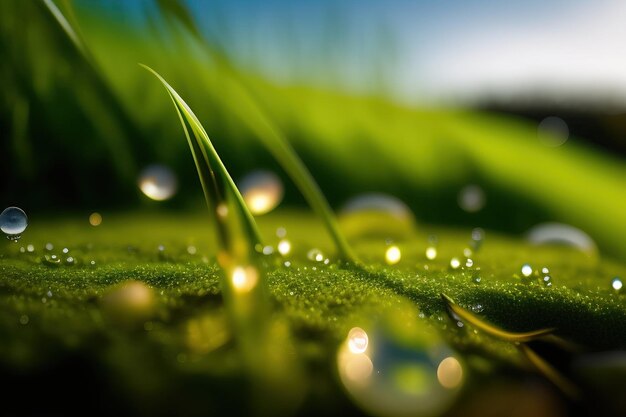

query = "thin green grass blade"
[156,0,356,262]
[441,293,555,342]
[140,64,263,250]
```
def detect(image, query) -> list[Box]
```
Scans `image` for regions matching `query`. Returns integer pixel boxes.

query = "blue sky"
[87,0,626,106]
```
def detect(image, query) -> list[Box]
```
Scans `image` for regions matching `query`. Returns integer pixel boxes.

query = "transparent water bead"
[347,327,369,354]
[538,116,569,147]
[521,264,533,278]
[526,222,597,254]
[0,207,28,240]
[238,170,284,215]
[458,185,485,213]
[339,193,416,240]
[337,308,463,417]
[612,277,623,292]
[138,164,178,201]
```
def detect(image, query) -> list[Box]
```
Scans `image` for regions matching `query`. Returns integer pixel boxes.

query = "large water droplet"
[138,164,178,201]
[458,185,485,213]
[526,222,597,253]
[238,170,284,215]
[0,207,28,240]
[337,306,463,417]
[339,193,416,240]
[538,116,569,147]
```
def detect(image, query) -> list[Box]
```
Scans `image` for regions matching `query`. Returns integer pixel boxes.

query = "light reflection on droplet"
[307,249,324,262]
[231,266,259,293]
[450,258,461,269]
[385,246,401,265]
[425,247,437,260]
[239,170,284,215]
[348,327,369,354]
[0,206,28,240]
[187,245,197,255]
[526,222,597,253]
[538,116,569,147]
[89,212,102,226]
[458,185,485,213]
[465,258,474,267]
[26,244,35,253]
[278,239,291,256]
[521,264,533,277]
[612,277,623,291]
[437,357,463,389]
[138,164,178,201]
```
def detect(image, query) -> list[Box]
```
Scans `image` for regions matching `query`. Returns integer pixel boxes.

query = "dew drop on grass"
[0,207,28,241]
[262,245,274,255]
[521,264,533,277]
[277,239,291,255]
[458,185,485,213]
[238,170,284,215]
[425,246,437,260]
[45,243,53,251]
[526,222,597,253]
[65,256,76,266]
[612,277,623,292]
[26,244,34,253]
[43,254,61,266]
[450,258,461,269]
[307,249,324,262]
[465,258,474,268]
[347,327,369,354]
[338,193,416,240]
[138,164,178,201]
[385,245,401,265]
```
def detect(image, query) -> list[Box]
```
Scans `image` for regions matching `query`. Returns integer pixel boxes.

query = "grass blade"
[441,293,555,342]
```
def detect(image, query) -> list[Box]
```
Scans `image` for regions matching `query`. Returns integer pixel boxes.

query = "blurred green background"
[1,0,625,257]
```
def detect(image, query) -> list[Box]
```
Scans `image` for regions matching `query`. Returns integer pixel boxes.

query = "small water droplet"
[307,249,324,262]
[471,271,482,284]
[138,164,178,201]
[463,247,473,258]
[471,304,484,313]
[62,247,69,254]
[425,246,437,260]
[43,254,61,266]
[187,245,197,255]
[277,239,291,256]
[276,227,287,238]
[65,256,75,266]
[347,327,368,354]
[284,261,291,267]
[450,257,461,269]
[465,258,474,268]
[19,315,29,325]
[521,264,533,278]
[458,185,486,213]
[90,260,96,266]
[238,170,284,215]
[45,243,54,251]
[26,244,35,253]
[0,207,28,240]
[385,245,401,265]
[89,212,102,226]
[612,277,623,292]
[19,246,25,253]
[542,267,550,274]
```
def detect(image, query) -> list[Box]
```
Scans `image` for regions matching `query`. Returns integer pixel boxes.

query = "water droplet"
[262,245,274,255]
[0,207,28,240]
[19,246,25,253]
[62,247,69,254]
[385,245,401,265]
[458,185,485,213]
[26,244,35,253]
[542,267,550,274]
[471,304,484,313]
[612,277,622,292]
[284,261,291,267]
[471,271,482,284]
[347,327,369,354]
[465,258,474,268]
[463,247,473,258]
[339,193,416,240]
[187,245,197,255]
[450,257,461,269]
[45,243,53,251]
[277,239,291,256]
[89,212,102,226]
[521,264,533,278]
[238,170,284,215]
[437,357,464,389]
[231,266,259,293]
[65,256,76,266]
[19,315,29,325]
[526,222,597,253]
[307,249,324,262]
[538,116,569,147]
[542,275,553,287]
[138,164,178,201]
[425,246,437,260]
[43,254,61,266]
[276,227,287,238]
[90,260,96,266]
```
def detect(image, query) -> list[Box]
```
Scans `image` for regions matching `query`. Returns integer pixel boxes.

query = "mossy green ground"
[0,211,624,416]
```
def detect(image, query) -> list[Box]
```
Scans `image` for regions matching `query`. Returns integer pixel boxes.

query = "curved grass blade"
[519,344,581,399]
[441,293,555,342]
[155,0,357,262]
[141,64,263,250]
